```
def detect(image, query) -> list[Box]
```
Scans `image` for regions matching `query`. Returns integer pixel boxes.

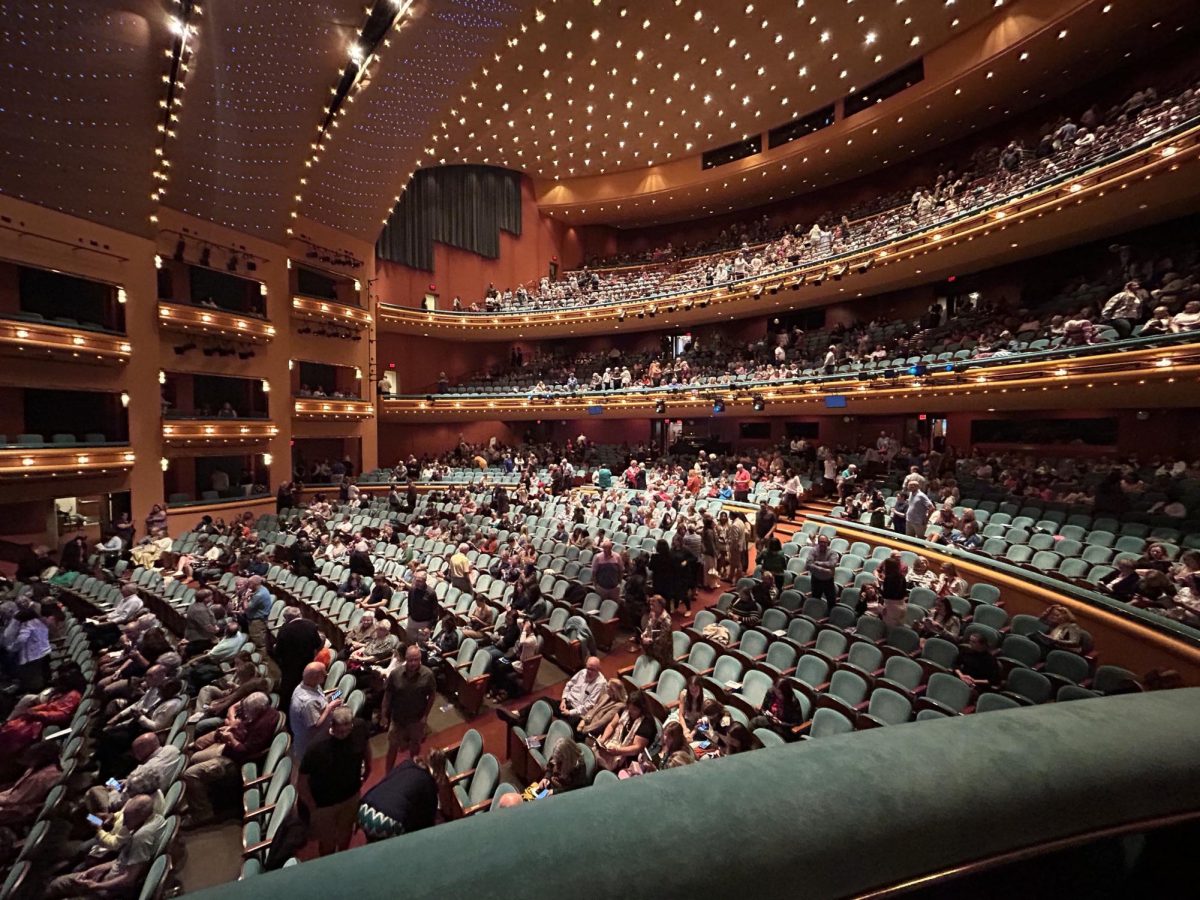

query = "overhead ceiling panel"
[302,0,531,242]
[434,0,999,179]
[0,0,167,234]
[167,0,367,240]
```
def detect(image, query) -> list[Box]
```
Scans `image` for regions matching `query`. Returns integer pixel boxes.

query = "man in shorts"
[381,645,435,771]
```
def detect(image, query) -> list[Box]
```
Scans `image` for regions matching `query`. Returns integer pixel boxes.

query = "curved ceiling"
[429,0,1000,177]
[0,0,166,235]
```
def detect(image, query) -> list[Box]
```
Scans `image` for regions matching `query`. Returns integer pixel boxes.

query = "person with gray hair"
[181,691,280,827]
[298,705,370,856]
[46,793,166,899]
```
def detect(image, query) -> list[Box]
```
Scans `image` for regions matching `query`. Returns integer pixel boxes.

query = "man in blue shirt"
[244,575,272,653]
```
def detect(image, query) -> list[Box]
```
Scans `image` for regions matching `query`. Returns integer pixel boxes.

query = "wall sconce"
[259,283,268,297]
[354,279,362,292]
[158,370,166,385]
[262,452,273,466]
[354,367,362,379]
[160,457,170,472]
[117,288,127,304]
[120,392,130,408]
[288,360,294,371]
[154,255,163,270]
[261,380,271,393]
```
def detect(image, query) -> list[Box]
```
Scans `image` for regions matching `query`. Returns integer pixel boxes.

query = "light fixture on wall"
[160,457,170,472]
[120,392,130,408]
[261,379,271,393]
[262,452,273,466]
[158,370,166,385]
[117,288,127,304]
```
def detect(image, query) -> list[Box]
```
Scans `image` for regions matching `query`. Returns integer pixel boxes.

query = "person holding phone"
[290,662,341,764]
[594,690,656,772]
[297,707,370,856]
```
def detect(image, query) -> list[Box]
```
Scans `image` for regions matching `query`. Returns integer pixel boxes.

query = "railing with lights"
[381,335,1200,419]
[291,295,372,330]
[0,446,136,480]
[294,398,375,420]
[162,419,278,446]
[378,118,1200,335]
[0,316,131,364]
[157,302,275,342]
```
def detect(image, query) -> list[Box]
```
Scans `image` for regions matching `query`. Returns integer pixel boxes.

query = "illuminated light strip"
[290,296,372,327]
[293,399,375,420]
[161,420,277,442]
[149,0,203,224]
[0,446,137,478]
[157,304,275,341]
[2,320,131,362]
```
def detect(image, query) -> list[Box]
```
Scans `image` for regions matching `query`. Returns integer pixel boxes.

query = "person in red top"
[623,461,641,489]
[685,468,703,496]
[733,464,753,502]
[0,663,85,778]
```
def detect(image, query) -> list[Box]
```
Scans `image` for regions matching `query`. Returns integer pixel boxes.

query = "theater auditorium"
[0,1,1198,897]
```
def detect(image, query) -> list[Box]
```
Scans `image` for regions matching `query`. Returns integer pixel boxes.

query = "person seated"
[337,572,370,603]
[1032,604,1083,653]
[933,562,969,598]
[0,662,85,772]
[349,619,400,672]
[191,658,270,725]
[749,683,807,742]
[915,595,962,641]
[45,795,165,900]
[955,632,1002,689]
[488,616,539,700]
[690,699,731,757]
[558,656,606,731]
[0,740,61,826]
[1099,557,1140,600]
[181,621,248,694]
[715,722,753,757]
[182,692,280,827]
[729,587,762,628]
[84,584,145,649]
[421,613,460,668]
[342,611,377,658]
[1134,543,1172,574]
[618,720,695,779]
[527,736,589,795]
[460,594,496,642]
[578,678,627,739]
[359,574,392,612]
[86,733,181,815]
[97,671,186,778]
[593,690,656,773]
[98,625,173,701]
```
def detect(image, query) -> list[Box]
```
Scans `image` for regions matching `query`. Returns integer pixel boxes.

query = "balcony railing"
[291,296,372,331]
[162,419,278,447]
[0,445,135,479]
[0,315,131,364]
[157,302,275,342]
[293,397,374,420]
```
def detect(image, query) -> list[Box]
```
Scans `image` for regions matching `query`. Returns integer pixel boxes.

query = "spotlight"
[712,399,726,414]
[752,395,765,412]
[173,238,186,261]
[199,245,211,267]
[226,253,239,272]
[654,399,666,414]
[908,364,928,377]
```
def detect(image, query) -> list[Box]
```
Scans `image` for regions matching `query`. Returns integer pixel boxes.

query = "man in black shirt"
[298,707,370,856]
[272,607,324,730]
[405,573,439,643]
[956,632,1002,688]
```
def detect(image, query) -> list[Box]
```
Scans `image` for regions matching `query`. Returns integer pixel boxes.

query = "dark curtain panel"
[376,165,522,271]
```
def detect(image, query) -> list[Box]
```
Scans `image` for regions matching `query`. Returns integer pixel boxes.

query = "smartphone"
[535,788,550,800]
[105,778,121,790]
[42,728,72,741]
[86,814,104,827]
[330,689,343,701]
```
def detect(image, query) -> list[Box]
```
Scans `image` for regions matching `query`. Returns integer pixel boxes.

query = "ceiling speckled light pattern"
[168,0,369,239]
[0,0,166,234]
[431,0,999,179]
[301,0,530,241]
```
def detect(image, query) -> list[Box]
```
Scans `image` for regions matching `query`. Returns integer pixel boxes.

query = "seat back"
[809,707,854,738]
[880,656,923,692]
[828,670,868,706]
[867,687,912,726]
[793,654,830,689]
[926,672,972,713]
[467,753,500,807]
[1006,668,1052,704]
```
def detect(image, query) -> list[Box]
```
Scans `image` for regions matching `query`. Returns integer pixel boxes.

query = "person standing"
[591,540,624,602]
[289,662,341,764]
[298,707,370,856]
[356,756,438,842]
[906,488,935,539]
[243,576,273,657]
[404,572,439,644]
[805,534,841,606]
[732,464,752,502]
[381,645,435,771]
[273,607,323,728]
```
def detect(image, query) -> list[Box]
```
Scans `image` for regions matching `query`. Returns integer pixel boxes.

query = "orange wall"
[375,175,582,310]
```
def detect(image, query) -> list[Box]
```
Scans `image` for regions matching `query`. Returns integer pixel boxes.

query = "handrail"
[806,513,1200,648]
[189,689,1200,900]
[378,115,1200,326]
[383,331,1200,402]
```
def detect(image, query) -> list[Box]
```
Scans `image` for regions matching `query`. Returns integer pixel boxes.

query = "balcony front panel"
[0,317,131,365]
[157,303,275,342]
[293,398,374,421]
[162,419,278,448]
[291,296,371,331]
[0,445,135,480]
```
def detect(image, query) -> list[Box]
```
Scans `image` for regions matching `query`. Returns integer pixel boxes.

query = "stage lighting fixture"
[752,396,765,412]
[226,253,239,272]
[712,399,726,414]
[654,399,666,414]
[908,364,928,377]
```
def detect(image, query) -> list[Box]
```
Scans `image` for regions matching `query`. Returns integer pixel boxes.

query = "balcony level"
[0,385,132,480]
[162,372,276,448]
[292,359,373,421]
[378,123,1200,341]
[381,337,1200,422]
